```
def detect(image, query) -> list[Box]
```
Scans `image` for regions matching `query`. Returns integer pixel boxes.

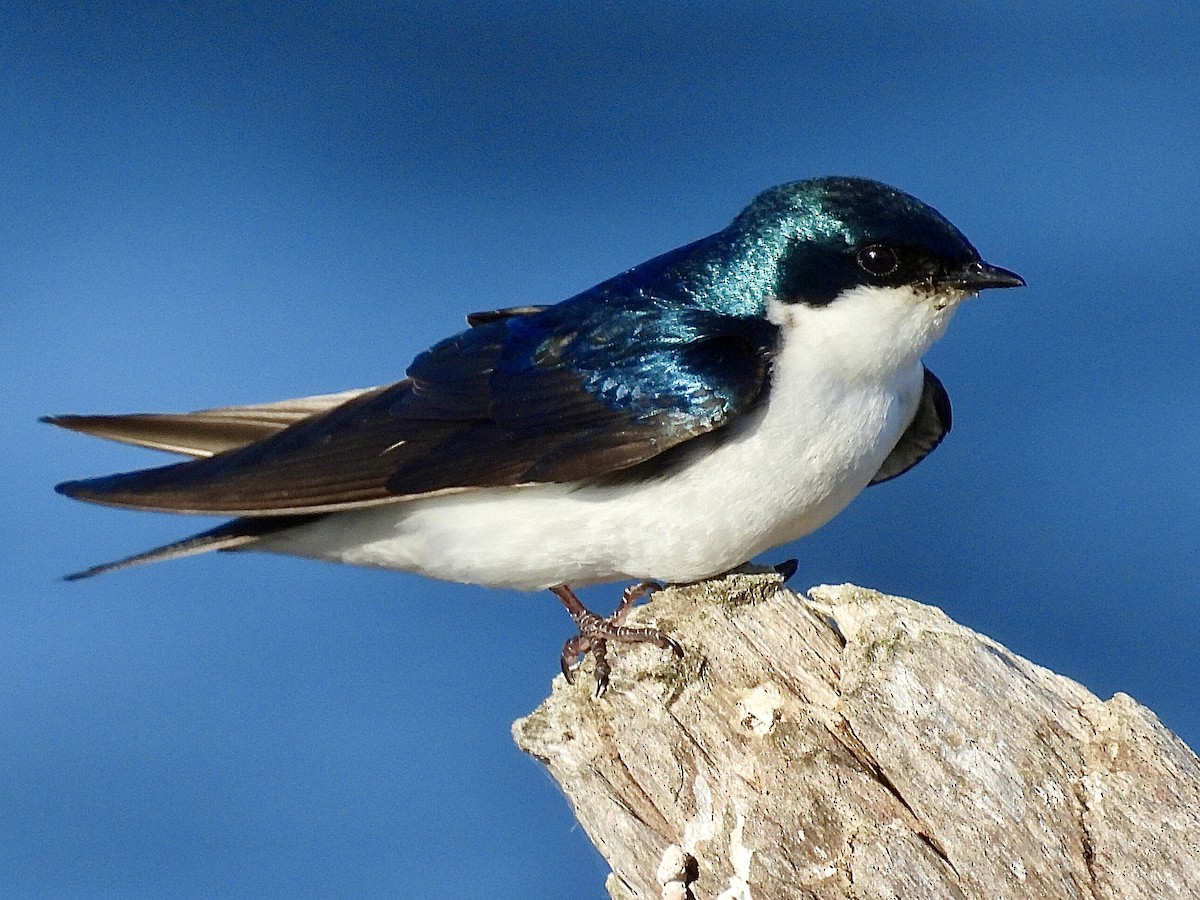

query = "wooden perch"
[512,575,1200,899]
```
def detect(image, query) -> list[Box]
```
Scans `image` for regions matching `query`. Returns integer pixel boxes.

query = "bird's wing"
[54,303,779,515]
[870,367,951,485]
[42,389,375,458]
[463,304,550,326]
[43,308,552,459]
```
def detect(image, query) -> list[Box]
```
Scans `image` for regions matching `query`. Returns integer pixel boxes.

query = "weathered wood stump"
[513,575,1200,899]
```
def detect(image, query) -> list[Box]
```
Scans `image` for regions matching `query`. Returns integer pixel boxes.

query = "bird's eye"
[856,245,900,277]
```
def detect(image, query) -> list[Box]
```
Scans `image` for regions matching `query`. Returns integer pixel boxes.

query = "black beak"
[939,260,1026,291]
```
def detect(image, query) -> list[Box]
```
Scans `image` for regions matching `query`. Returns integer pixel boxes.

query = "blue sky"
[4,2,1199,896]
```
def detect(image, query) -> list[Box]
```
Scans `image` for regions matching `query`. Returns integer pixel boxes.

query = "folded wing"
[53,302,779,515]
[869,367,951,485]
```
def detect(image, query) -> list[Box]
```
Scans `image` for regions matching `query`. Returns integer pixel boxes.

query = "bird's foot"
[551,581,683,696]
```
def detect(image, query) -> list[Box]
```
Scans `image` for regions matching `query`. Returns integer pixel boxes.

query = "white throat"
[767,285,964,383]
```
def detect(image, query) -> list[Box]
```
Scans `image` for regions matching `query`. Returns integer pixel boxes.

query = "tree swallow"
[46,177,1024,687]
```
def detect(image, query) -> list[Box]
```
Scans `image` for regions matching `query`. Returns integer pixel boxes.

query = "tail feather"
[64,514,324,580]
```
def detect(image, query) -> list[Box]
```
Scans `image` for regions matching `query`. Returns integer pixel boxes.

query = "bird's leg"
[551,581,684,695]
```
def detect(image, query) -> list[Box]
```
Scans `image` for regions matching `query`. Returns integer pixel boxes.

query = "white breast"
[262,288,959,591]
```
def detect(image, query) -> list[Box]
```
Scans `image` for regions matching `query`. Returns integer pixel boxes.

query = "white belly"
[258,320,928,591]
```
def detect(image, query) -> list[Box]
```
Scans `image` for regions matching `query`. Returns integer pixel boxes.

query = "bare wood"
[512,575,1200,899]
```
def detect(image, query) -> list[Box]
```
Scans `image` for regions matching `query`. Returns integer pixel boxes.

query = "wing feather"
[870,367,951,485]
[53,236,781,516]
[43,389,373,458]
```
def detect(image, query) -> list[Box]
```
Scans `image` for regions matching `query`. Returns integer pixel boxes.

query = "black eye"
[856,245,900,277]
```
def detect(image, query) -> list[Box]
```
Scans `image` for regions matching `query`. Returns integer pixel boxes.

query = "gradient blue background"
[5,2,1199,896]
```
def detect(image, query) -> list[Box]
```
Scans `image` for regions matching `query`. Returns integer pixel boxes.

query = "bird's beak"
[938,260,1026,291]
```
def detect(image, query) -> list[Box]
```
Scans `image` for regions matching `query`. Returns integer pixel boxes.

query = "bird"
[45,176,1024,690]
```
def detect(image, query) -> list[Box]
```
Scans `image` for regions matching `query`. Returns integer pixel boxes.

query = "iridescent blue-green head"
[730,176,1024,308]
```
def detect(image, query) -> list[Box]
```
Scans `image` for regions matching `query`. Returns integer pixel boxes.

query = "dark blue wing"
[56,271,779,515]
[869,367,951,484]
[408,299,779,486]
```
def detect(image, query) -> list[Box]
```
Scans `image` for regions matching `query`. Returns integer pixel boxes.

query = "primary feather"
[42,389,371,458]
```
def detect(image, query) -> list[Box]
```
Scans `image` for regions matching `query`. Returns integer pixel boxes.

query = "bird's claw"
[552,581,679,695]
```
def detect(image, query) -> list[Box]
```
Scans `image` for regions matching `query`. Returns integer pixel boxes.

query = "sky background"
[4,2,1199,896]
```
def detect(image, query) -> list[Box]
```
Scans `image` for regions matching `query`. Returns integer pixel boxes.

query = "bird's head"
[732,177,1024,373]
[738,176,1024,308]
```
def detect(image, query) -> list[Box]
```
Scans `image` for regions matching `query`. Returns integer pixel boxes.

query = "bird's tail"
[63,515,324,580]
